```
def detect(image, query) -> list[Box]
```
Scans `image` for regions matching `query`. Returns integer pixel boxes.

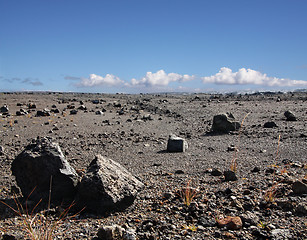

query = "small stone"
[224,170,238,181]
[264,121,277,128]
[198,216,216,227]
[175,170,185,174]
[167,134,188,152]
[284,110,297,121]
[1,234,17,240]
[70,109,78,115]
[251,166,260,173]
[0,105,9,113]
[292,180,307,194]
[295,202,307,215]
[217,216,242,230]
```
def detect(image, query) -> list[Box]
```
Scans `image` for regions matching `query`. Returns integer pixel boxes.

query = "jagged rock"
[97,224,136,240]
[211,113,240,133]
[0,105,9,113]
[167,134,188,152]
[77,155,144,213]
[284,110,297,121]
[264,121,277,128]
[92,99,100,104]
[292,180,307,194]
[36,109,51,117]
[11,137,79,204]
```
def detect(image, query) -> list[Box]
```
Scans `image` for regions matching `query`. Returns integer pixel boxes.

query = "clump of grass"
[263,135,282,203]
[1,183,83,239]
[230,112,250,173]
[182,224,197,232]
[264,184,278,203]
[179,180,199,207]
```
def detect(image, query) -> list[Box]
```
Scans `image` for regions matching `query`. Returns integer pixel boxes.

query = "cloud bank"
[76,74,125,87]
[202,67,307,87]
[67,68,306,92]
[131,70,195,86]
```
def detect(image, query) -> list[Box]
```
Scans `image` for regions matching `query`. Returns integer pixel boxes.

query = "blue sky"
[1,0,306,93]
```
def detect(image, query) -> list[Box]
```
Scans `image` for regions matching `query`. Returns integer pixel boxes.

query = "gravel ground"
[0,91,306,239]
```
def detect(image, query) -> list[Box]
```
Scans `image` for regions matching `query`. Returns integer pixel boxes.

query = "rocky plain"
[0,91,306,240]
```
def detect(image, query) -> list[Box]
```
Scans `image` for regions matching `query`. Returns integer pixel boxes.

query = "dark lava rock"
[27,103,37,109]
[292,180,307,195]
[264,121,277,128]
[211,112,240,133]
[77,155,144,213]
[251,166,260,173]
[211,168,223,176]
[284,110,297,121]
[36,109,51,117]
[70,109,78,115]
[11,137,79,205]
[0,105,9,113]
[224,170,238,181]
[167,134,188,152]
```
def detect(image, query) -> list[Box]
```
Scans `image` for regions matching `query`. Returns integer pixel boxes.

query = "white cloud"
[77,74,124,87]
[202,67,307,87]
[131,70,195,86]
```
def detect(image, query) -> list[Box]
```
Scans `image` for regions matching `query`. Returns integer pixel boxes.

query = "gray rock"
[11,137,79,204]
[77,155,144,213]
[97,224,136,240]
[292,180,307,195]
[284,110,297,121]
[211,113,240,133]
[240,211,259,226]
[167,134,188,152]
[271,229,292,240]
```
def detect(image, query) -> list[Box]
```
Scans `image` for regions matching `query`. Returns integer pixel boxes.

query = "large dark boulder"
[211,113,240,133]
[77,155,144,213]
[11,137,79,205]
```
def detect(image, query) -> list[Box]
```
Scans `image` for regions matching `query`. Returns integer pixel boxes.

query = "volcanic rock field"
[0,91,306,239]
